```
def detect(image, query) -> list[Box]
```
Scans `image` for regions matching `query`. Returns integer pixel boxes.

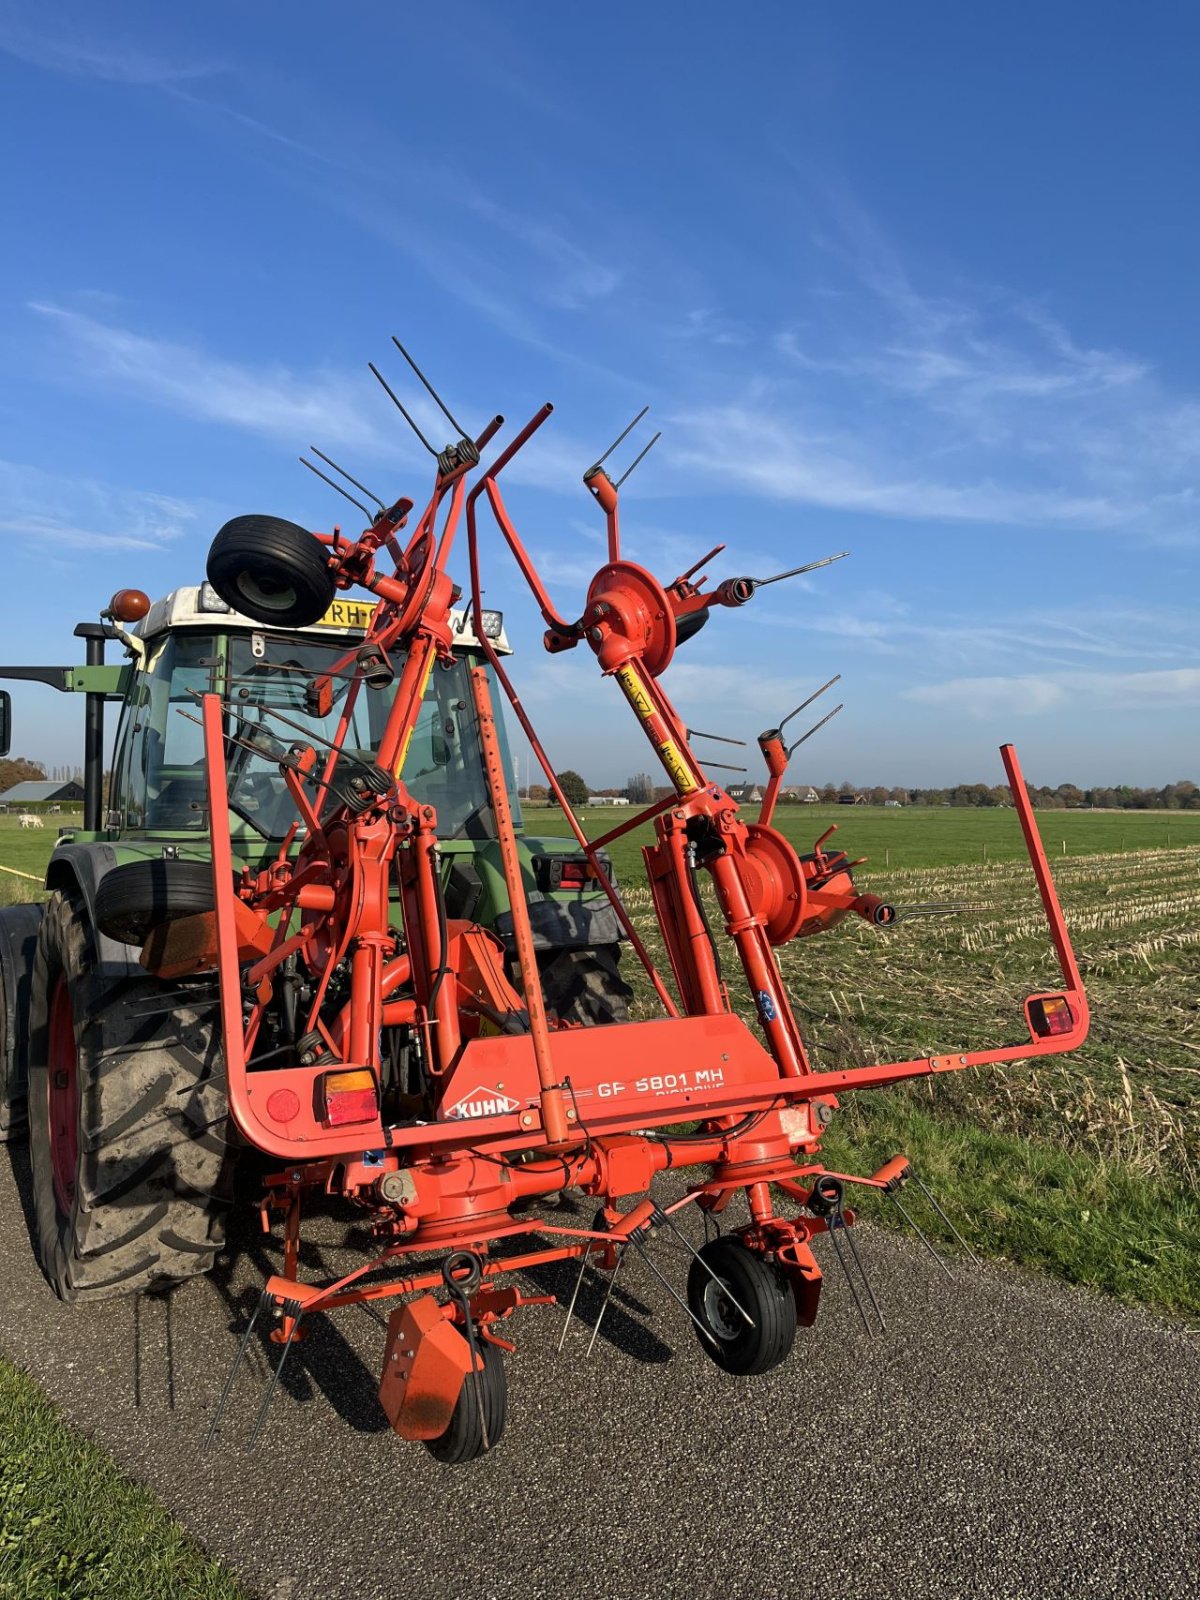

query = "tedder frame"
[181,380,1089,1461]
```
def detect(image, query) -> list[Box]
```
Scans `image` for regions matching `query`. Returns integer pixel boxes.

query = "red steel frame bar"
[468,664,570,1145]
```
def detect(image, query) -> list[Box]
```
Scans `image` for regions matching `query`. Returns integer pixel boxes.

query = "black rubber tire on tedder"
[539,947,633,1026]
[92,858,216,948]
[425,1341,508,1465]
[26,888,234,1301]
[687,1236,797,1376]
[207,514,335,629]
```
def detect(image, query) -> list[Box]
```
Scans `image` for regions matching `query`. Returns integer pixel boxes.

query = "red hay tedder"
[23,352,1091,1462]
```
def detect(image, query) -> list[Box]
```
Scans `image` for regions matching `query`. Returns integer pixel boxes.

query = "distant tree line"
[0,758,85,792]
[517,773,1200,811]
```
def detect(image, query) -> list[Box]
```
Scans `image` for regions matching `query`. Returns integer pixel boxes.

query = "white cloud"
[29,301,401,456]
[0,18,220,85]
[666,404,1127,529]
[904,668,1200,719]
[0,459,199,553]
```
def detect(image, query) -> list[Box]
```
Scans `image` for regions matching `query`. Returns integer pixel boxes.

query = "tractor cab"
[103,584,521,857]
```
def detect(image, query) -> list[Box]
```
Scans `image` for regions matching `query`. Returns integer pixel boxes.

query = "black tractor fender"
[44,844,142,981]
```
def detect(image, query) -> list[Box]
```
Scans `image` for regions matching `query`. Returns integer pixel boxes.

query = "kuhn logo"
[446,1086,520,1120]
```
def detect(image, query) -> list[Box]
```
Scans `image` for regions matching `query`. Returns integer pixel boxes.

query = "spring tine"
[205,1292,266,1448]
[308,446,385,511]
[687,727,748,748]
[557,1247,593,1351]
[838,1209,887,1334]
[786,703,844,758]
[299,456,373,521]
[631,1236,721,1349]
[614,429,661,489]
[368,361,437,455]
[585,1247,626,1356]
[754,551,849,587]
[590,406,649,473]
[654,1210,755,1327]
[246,1303,301,1452]
[827,1219,874,1336]
[889,1196,954,1278]
[776,675,842,739]
[913,1175,982,1265]
[390,336,468,437]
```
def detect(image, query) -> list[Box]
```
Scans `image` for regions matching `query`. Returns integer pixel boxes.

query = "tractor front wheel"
[424,1342,508,1465]
[687,1237,797,1376]
[26,889,235,1301]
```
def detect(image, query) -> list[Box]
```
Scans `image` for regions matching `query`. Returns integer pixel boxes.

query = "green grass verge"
[822,1092,1199,1316]
[0,1358,249,1600]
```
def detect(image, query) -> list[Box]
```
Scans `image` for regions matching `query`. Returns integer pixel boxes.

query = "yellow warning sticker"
[658,738,699,794]
[393,651,437,777]
[615,662,655,723]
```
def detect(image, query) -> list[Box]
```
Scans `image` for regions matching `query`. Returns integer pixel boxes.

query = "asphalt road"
[0,1146,1196,1600]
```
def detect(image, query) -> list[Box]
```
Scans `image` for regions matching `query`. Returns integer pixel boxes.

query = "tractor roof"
[134,585,511,653]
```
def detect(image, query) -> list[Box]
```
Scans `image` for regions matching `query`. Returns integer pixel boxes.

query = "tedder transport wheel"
[539,947,633,1026]
[206,514,335,629]
[425,1342,508,1465]
[93,858,215,948]
[687,1237,797,1376]
[26,889,234,1302]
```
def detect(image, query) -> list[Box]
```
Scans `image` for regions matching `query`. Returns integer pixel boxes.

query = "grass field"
[0,814,82,905]
[524,799,1200,879]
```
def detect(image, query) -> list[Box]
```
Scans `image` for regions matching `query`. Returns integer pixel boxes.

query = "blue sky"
[1,1,1197,789]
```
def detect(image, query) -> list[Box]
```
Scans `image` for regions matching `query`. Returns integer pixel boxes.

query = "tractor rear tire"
[93,859,215,947]
[26,889,235,1302]
[687,1237,797,1376]
[539,947,632,1026]
[0,903,44,1141]
[207,514,335,629]
[424,1341,508,1465]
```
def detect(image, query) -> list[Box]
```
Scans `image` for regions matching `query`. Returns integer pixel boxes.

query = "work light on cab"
[317,1068,379,1127]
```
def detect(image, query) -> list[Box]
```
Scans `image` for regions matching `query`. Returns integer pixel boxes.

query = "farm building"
[587,795,630,806]
[727,783,766,804]
[0,779,85,811]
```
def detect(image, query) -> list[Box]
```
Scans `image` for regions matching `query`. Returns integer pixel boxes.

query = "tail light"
[533,851,613,892]
[1028,995,1075,1037]
[317,1068,379,1126]
[556,860,594,889]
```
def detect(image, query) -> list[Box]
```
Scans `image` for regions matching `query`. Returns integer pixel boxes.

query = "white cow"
[18,813,44,829]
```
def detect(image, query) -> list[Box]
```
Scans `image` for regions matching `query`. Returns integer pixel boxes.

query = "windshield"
[224,634,521,841]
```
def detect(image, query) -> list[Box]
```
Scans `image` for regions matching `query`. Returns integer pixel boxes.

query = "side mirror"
[0,690,10,759]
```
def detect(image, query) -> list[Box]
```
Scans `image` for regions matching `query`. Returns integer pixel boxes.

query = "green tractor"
[0,578,628,1298]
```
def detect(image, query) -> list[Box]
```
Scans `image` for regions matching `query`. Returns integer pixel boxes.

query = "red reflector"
[317,1069,378,1127]
[1030,996,1074,1037]
[558,863,591,888]
[265,1088,301,1123]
